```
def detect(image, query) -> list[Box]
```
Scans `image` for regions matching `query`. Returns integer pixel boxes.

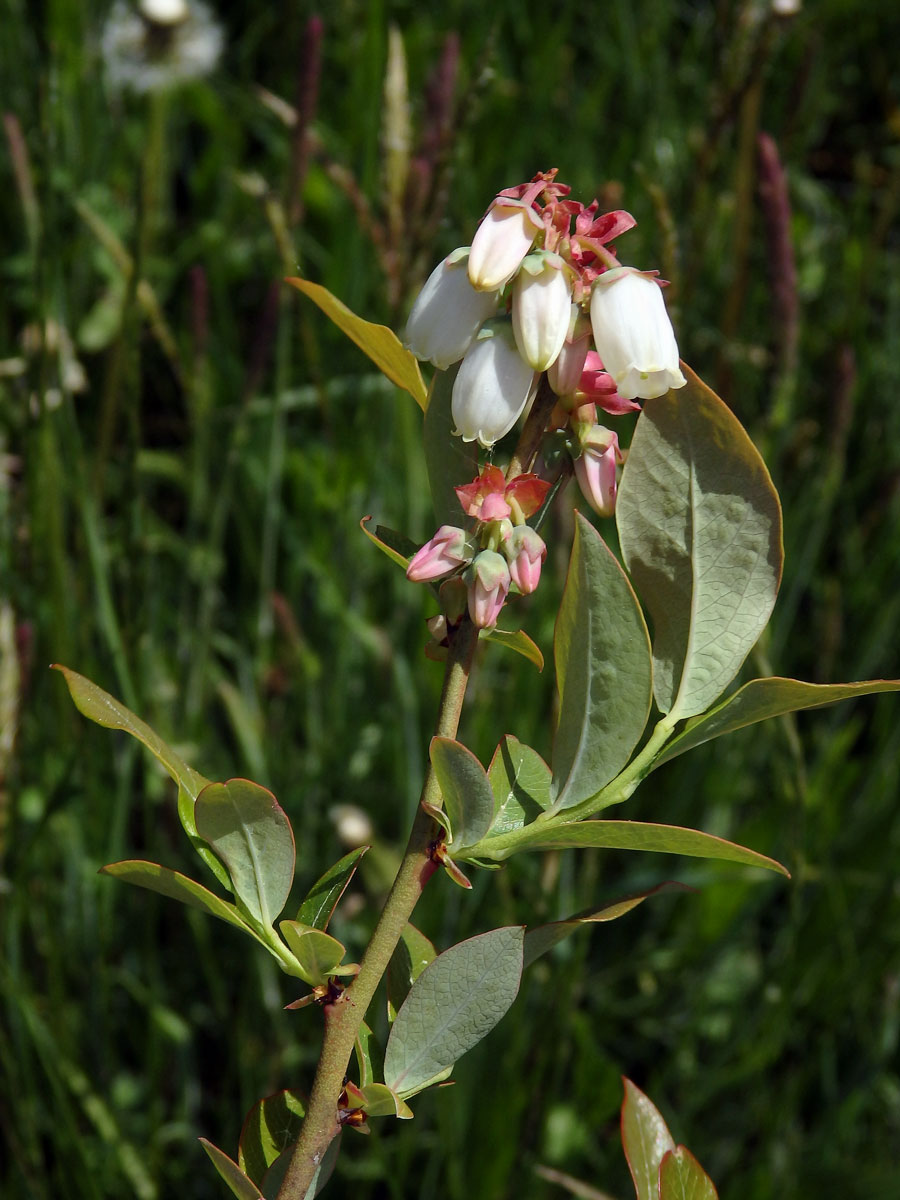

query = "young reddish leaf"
[238,1090,307,1187]
[285,277,427,409]
[653,676,900,768]
[296,846,367,931]
[200,1139,263,1200]
[195,779,295,929]
[621,1079,675,1200]
[659,1146,718,1200]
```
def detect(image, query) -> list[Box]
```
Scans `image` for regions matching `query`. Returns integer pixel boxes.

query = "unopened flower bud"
[512,252,572,371]
[466,551,510,628]
[589,268,686,400]
[569,401,597,447]
[548,306,592,398]
[452,323,538,448]
[574,425,622,517]
[406,525,470,582]
[404,251,499,369]
[468,201,542,292]
[503,525,546,595]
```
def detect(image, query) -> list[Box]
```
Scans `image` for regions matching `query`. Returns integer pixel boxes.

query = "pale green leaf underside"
[654,675,900,767]
[616,366,783,720]
[430,737,496,849]
[621,1079,676,1200]
[195,779,295,928]
[487,735,552,838]
[659,1146,719,1200]
[481,626,545,671]
[493,819,788,875]
[384,926,524,1096]
[423,364,478,527]
[100,860,247,929]
[285,277,427,409]
[551,515,653,810]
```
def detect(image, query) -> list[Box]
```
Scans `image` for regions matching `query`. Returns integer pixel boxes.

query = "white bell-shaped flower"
[404,251,499,370]
[589,268,686,400]
[467,202,542,292]
[451,322,538,448]
[511,252,572,372]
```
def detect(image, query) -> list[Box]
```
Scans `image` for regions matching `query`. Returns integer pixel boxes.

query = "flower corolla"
[574,425,622,517]
[468,202,542,292]
[589,269,686,400]
[503,525,546,595]
[512,252,572,372]
[466,551,510,628]
[451,324,538,448]
[406,525,471,583]
[404,251,499,370]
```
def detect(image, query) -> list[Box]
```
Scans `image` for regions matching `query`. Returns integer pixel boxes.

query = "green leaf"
[430,737,496,849]
[351,1083,414,1120]
[423,364,478,527]
[523,882,691,969]
[200,1139,264,1200]
[296,846,367,931]
[359,517,417,571]
[384,926,525,1098]
[387,922,437,1022]
[654,676,900,767]
[621,1079,676,1200]
[616,366,783,720]
[100,860,249,931]
[551,515,653,811]
[285,277,427,409]
[659,1146,719,1200]
[53,664,229,888]
[486,820,788,875]
[486,735,552,837]
[278,922,356,986]
[239,1091,307,1187]
[354,1021,383,1088]
[480,626,545,671]
[195,779,295,928]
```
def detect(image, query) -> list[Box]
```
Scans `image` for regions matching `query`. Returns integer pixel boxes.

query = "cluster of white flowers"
[404,173,686,450]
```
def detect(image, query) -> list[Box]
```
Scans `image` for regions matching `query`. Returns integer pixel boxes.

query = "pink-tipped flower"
[503,525,546,595]
[512,251,572,371]
[548,306,592,398]
[456,467,550,522]
[466,550,510,628]
[407,525,471,582]
[404,250,499,369]
[574,425,622,517]
[589,268,686,400]
[467,200,543,292]
[452,323,538,448]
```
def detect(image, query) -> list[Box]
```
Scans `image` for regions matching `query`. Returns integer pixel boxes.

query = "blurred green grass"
[2,1,899,1197]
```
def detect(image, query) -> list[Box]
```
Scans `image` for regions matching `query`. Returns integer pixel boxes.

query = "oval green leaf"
[654,675,900,767]
[279,922,354,986]
[200,1139,264,1200]
[387,922,437,1022]
[100,860,248,930]
[487,735,552,838]
[659,1146,719,1200]
[480,626,545,671]
[430,737,496,849]
[616,366,783,720]
[296,846,368,931]
[423,364,478,527]
[239,1090,307,1187]
[285,277,427,409]
[384,926,525,1097]
[359,517,417,571]
[550,514,653,811]
[484,819,788,875]
[621,1079,676,1200]
[195,779,295,929]
[53,664,229,887]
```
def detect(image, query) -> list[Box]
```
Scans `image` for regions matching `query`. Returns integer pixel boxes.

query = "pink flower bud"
[503,525,546,595]
[404,251,499,369]
[406,525,471,582]
[589,268,686,400]
[451,323,538,448]
[512,252,572,371]
[548,306,591,398]
[467,201,542,292]
[574,425,622,517]
[466,550,510,628]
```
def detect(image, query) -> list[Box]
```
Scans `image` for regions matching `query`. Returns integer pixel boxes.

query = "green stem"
[275,618,479,1200]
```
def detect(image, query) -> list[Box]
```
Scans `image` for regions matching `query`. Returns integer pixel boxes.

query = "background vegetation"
[2,1,899,1196]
